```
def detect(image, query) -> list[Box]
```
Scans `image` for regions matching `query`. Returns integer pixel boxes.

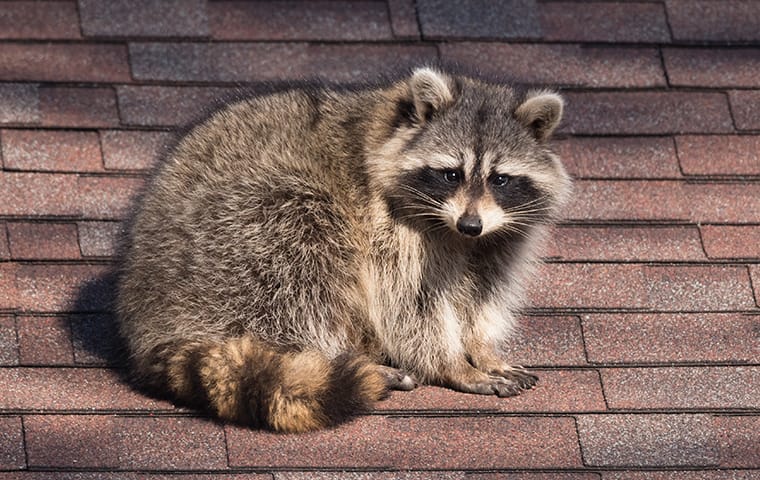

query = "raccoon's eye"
[491,174,511,187]
[442,170,461,183]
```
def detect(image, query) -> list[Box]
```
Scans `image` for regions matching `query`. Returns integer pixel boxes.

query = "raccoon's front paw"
[467,351,538,391]
[458,377,523,397]
[445,366,532,398]
[491,366,538,390]
[376,365,418,391]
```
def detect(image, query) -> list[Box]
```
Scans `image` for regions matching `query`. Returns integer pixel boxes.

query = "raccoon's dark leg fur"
[160,336,387,433]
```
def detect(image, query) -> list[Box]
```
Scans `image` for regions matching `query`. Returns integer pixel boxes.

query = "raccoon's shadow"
[69,269,129,370]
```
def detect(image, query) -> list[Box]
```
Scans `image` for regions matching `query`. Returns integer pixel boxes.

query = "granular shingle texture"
[1,1,759,478]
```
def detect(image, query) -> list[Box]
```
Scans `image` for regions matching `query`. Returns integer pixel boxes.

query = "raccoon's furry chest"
[363,217,508,372]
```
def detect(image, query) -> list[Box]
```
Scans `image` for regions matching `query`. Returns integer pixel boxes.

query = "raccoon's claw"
[449,366,538,397]
[489,377,523,397]
[496,367,539,390]
[452,375,523,397]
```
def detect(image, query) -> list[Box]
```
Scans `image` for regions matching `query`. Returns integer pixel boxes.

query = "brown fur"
[117,68,570,432]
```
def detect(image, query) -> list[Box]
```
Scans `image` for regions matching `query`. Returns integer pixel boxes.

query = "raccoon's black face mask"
[381,68,569,239]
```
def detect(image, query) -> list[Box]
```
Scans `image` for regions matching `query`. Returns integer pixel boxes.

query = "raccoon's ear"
[514,91,564,141]
[409,68,454,123]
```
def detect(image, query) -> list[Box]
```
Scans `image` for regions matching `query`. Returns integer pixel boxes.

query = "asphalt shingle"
[1,2,758,478]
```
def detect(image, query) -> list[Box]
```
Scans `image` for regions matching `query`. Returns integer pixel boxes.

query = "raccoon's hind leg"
[376,365,418,391]
[149,335,388,432]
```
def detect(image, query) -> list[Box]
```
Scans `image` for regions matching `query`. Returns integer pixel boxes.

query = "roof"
[0,0,759,478]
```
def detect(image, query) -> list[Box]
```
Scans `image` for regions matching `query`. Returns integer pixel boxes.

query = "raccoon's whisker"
[385,193,444,210]
[493,225,532,241]
[504,219,538,230]
[504,198,551,214]
[505,205,553,216]
[420,223,451,236]
[508,209,552,218]
[396,185,444,207]
[504,202,551,215]
[513,196,551,208]
[395,212,446,223]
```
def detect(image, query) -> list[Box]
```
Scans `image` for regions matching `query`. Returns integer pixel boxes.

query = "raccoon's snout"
[456,215,482,237]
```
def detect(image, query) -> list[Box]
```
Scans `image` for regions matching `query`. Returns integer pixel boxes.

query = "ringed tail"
[156,335,387,432]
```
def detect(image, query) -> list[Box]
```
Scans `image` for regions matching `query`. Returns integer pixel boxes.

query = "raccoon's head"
[370,67,571,240]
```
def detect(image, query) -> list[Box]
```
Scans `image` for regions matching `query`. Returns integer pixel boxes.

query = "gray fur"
[117,68,571,423]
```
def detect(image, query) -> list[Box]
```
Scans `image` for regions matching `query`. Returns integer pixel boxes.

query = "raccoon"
[117,67,571,433]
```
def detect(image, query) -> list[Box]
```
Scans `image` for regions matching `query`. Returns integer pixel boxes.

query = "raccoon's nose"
[456,215,483,237]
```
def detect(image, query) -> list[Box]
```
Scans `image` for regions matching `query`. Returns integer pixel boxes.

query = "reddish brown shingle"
[227,416,582,469]
[0,316,18,366]
[39,87,119,128]
[77,221,124,258]
[2,2,760,477]
[76,176,145,220]
[643,265,756,311]
[416,0,541,39]
[502,315,588,366]
[0,223,8,260]
[117,86,236,127]
[14,264,112,312]
[583,313,760,364]
[16,316,74,365]
[387,0,421,39]
[729,90,760,131]
[78,0,209,38]
[716,416,760,468]
[547,226,705,261]
[0,172,80,217]
[0,264,18,311]
[100,130,172,171]
[0,1,81,40]
[565,180,689,221]
[666,0,760,42]
[561,92,734,135]
[24,415,119,468]
[685,183,760,223]
[665,49,760,88]
[0,83,39,125]
[117,417,228,470]
[129,43,437,83]
[700,226,760,259]
[6,222,81,260]
[0,44,130,83]
[577,414,719,467]
[0,367,171,410]
[603,367,760,409]
[676,135,760,176]
[439,44,665,88]
[555,137,681,179]
[539,1,670,43]
[0,417,25,470]
[1,129,103,173]
[209,1,393,41]
[530,263,648,309]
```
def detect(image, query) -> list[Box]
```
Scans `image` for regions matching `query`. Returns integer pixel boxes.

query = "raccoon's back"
[117,90,371,359]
